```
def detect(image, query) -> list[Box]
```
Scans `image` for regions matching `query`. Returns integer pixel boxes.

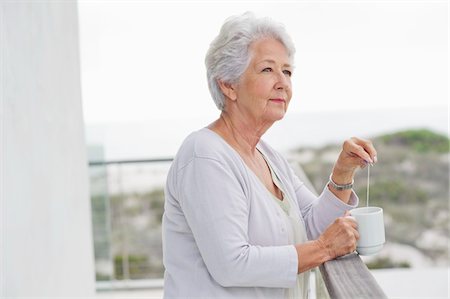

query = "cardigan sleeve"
[288,166,359,240]
[176,156,298,288]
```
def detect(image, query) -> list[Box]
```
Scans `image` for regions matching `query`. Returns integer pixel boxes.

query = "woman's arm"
[293,183,359,240]
[295,211,359,273]
[288,137,377,239]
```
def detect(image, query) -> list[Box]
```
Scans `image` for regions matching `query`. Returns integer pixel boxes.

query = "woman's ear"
[217,80,237,101]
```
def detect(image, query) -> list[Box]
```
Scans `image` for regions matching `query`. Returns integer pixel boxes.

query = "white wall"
[1,2,95,297]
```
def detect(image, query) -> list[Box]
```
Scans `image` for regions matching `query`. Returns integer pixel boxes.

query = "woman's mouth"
[270,98,285,104]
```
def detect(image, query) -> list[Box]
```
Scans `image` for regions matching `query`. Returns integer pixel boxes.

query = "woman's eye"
[283,70,292,77]
[262,67,272,73]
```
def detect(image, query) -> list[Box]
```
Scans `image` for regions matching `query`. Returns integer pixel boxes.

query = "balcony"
[89,157,391,298]
[4,2,447,298]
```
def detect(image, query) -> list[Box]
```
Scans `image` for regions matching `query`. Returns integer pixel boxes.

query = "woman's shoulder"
[169,128,250,188]
[174,127,237,164]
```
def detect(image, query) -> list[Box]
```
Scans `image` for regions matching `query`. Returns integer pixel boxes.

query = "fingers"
[346,217,357,229]
[325,216,359,257]
[343,211,357,225]
[343,137,378,166]
[334,137,378,176]
[340,215,357,231]
[343,214,359,242]
[341,218,359,252]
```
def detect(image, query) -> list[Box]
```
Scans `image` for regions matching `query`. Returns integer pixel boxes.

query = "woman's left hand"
[331,137,377,184]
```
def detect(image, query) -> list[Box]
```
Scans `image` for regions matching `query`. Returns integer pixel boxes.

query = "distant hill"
[378,129,449,153]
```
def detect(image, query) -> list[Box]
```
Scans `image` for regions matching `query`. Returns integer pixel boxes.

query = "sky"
[78,1,448,125]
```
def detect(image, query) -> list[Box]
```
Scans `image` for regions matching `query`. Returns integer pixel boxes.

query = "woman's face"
[232,37,293,125]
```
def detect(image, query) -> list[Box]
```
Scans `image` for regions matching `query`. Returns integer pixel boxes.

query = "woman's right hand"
[316,211,359,260]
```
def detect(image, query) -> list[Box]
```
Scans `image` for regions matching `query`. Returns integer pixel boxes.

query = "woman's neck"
[209,111,273,156]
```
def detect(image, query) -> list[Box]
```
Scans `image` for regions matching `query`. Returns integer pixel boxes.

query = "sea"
[85,105,448,161]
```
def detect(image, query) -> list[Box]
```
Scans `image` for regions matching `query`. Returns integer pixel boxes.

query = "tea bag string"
[366,164,371,207]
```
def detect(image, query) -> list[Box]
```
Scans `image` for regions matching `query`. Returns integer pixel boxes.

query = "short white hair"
[205,12,296,110]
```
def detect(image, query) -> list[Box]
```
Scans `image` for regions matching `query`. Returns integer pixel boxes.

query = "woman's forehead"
[249,38,291,65]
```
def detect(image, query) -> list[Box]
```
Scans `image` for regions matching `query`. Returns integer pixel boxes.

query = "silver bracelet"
[328,174,354,191]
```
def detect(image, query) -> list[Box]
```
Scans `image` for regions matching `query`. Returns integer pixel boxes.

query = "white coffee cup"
[350,207,385,256]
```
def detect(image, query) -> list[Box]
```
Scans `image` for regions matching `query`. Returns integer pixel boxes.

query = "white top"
[162,128,358,298]
[263,153,309,298]
[263,155,310,299]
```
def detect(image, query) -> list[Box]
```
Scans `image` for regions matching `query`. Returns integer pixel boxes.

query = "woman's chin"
[266,111,287,123]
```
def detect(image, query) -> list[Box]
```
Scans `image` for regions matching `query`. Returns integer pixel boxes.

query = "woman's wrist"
[295,240,332,273]
[331,169,354,184]
[328,174,353,191]
[315,237,334,262]
[327,169,353,203]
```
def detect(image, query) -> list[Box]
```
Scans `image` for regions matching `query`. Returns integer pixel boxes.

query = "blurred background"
[2,1,448,298]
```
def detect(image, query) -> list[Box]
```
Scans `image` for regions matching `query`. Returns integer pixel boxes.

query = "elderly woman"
[162,12,377,298]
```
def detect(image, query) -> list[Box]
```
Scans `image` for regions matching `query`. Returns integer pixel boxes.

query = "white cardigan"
[162,128,358,298]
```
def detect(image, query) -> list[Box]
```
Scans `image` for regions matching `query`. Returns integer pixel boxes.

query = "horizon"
[85,105,448,160]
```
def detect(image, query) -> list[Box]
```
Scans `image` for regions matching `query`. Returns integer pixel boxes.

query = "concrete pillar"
[1,1,95,297]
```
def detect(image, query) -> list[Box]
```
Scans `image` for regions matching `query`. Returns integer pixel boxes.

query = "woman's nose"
[275,72,290,90]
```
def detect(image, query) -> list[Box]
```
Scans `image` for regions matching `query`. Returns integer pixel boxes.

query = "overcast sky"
[78,1,448,125]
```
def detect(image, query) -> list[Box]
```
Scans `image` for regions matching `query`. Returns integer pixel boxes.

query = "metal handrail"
[89,157,173,166]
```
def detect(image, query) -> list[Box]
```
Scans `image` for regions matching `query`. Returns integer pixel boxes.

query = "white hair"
[205,12,296,110]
